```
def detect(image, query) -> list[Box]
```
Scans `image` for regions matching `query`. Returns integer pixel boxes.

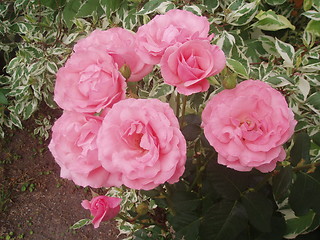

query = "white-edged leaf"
[216,31,236,56]
[302,10,320,21]
[275,38,295,68]
[70,218,92,230]
[265,0,286,5]
[284,210,315,239]
[136,0,172,15]
[46,61,58,75]
[253,10,295,31]
[226,0,259,26]
[62,32,80,45]
[297,77,310,101]
[10,113,22,129]
[306,92,320,114]
[226,58,249,79]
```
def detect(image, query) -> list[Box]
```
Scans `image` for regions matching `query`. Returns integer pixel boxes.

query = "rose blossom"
[73,28,153,82]
[82,195,121,228]
[48,111,120,188]
[54,48,126,113]
[202,80,296,172]
[97,98,186,190]
[136,9,212,64]
[160,40,226,95]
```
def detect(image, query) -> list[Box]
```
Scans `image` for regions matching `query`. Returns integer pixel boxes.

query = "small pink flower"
[136,9,212,64]
[74,28,153,82]
[160,40,226,95]
[54,48,126,113]
[48,111,120,188]
[82,196,122,228]
[202,80,296,172]
[97,98,186,190]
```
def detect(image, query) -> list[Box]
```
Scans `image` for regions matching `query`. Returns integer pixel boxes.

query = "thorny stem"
[292,161,320,172]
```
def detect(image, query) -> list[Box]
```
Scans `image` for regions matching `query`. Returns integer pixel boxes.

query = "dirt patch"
[0,107,122,240]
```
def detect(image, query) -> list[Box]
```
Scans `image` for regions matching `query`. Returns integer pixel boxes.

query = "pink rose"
[74,28,153,82]
[54,48,126,113]
[81,195,121,228]
[97,98,186,190]
[136,9,212,64]
[48,111,120,188]
[160,40,226,95]
[202,80,296,172]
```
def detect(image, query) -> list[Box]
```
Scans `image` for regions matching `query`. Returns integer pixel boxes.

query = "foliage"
[1,0,320,239]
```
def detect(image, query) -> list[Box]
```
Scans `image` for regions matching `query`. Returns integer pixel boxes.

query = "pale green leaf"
[253,10,295,31]
[303,10,320,21]
[265,0,286,5]
[226,58,249,79]
[306,20,320,36]
[70,218,92,230]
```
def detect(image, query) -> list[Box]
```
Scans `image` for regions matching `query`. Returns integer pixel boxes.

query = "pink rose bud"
[202,80,297,173]
[81,196,122,228]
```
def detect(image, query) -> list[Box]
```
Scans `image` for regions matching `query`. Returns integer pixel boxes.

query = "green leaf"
[181,124,201,141]
[275,38,295,68]
[265,0,286,5]
[10,113,22,129]
[200,200,248,240]
[76,0,102,18]
[70,218,92,230]
[304,0,313,11]
[306,20,320,37]
[204,0,219,12]
[136,0,170,15]
[253,10,295,31]
[255,213,286,240]
[226,58,249,79]
[169,190,201,240]
[0,89,8,105]
[289,169,320,216]
[303,10,320,21]
[290,132,311,166]
[99,0,122,16]
[272,166,293,202]
[62,0,82,28]
[241,192,273,232]
[284,210,316,239]
[306,92,320,114]
[226,1,259,26]
[207,162,252,200]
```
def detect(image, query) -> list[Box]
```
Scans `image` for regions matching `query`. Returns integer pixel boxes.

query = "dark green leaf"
[254,213,286,240]
[290,132,311,166]
[207,162,252,200]
[76,0,103,18]
[272,166,293,202]
[182,124,201,141]
[241,191,273,232]
[289,169,320,216]
[284,210,316,239]
[200,200,248,240]
[0,90,8,105]
[62,0,82,28]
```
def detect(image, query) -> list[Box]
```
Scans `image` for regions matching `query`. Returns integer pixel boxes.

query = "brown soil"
[0,107,122,240]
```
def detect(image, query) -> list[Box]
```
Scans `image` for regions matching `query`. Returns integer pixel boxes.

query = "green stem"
[176,92,180,118]
[180,95,187,127]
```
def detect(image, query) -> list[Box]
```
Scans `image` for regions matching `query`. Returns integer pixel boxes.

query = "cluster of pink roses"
[49,9,226,191]
[49,8,297,228]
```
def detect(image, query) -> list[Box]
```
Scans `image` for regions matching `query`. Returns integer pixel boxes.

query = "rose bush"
[136,9,212,64]
[73,28,153,82]
[81,195,122,228]
[202,80,297,172]
[54,48,126,113]
[97,98,186,190]
[160,39,226,95]
[48,111,115,188]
